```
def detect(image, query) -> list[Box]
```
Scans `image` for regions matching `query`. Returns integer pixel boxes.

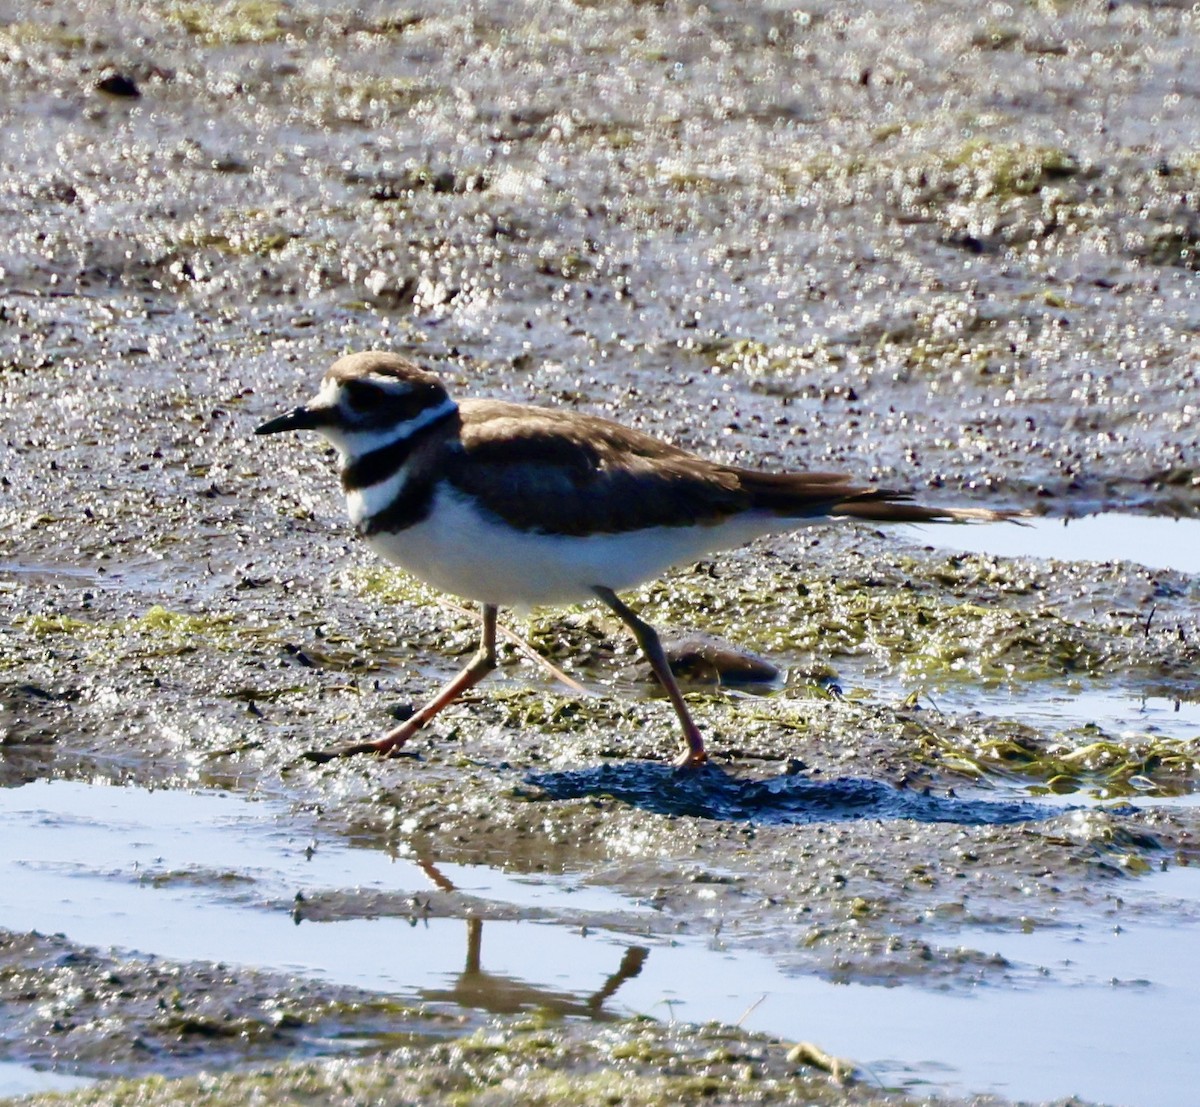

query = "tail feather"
[736,471,1026,525]
[829,494,1026,525]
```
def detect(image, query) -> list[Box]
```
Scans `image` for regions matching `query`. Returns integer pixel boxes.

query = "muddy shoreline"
[2,0,1199,1103]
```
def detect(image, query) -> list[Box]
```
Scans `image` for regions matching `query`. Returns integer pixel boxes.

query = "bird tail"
[736,471,1027,525]
[829,494,1027,525]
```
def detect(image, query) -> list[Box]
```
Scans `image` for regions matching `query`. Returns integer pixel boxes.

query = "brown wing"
[446,401,887,536]
[445,400,1021,535]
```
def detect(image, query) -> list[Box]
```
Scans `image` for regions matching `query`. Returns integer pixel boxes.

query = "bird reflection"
[414,858,648,1020]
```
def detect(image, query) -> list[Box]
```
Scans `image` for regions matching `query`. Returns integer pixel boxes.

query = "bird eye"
[343,382,382,413]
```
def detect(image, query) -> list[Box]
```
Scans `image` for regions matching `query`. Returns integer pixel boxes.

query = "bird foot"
[300,730,415,764]
[672,746,709,771]
[300,710,427,763]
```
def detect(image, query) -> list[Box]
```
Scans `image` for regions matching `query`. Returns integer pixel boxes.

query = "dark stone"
[96,73,141,98]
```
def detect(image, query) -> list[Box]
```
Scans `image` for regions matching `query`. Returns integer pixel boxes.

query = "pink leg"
[304,604,499,763]
[592,586,708,769]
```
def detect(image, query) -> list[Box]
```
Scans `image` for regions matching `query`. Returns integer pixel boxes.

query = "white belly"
[356,486,800,606]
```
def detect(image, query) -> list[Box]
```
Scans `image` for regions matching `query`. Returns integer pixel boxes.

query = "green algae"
[911,719,1200,798]
[498,691,588,734]
[164,0,291,44]
[703,338,806,378]
[176,222,295,259]
[1137,222,1200,271]
[17,614,95,638]
[137,607,237,638]
[778,136,1083,202]
[0,21,88,51]
[939,140,1082,200]
[13,606,279,662]
[349,565,439,607]
[56,605,235,645]
[885,304,1033,380]
[2,1018,884,1107]
[631,562,1123,687]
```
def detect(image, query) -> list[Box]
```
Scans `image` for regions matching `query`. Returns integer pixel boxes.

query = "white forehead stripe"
[363,372,418,393]
[323,394,459,461]
[387,394,457,440]
[314,376,340,406]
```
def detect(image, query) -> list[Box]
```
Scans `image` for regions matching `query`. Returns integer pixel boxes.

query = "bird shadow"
[526,761,1053,826]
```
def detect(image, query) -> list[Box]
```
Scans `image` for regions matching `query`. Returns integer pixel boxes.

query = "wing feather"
[444,401,1021,535]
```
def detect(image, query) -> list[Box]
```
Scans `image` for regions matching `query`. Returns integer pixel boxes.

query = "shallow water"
[0,1061,91,1099]
[2,780,1197,1105]
[937,684,1200,745]
[909,513,1200,576]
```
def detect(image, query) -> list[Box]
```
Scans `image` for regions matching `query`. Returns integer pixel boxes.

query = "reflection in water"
[413,859,647,1019]
[4,781,1197,1106]
[418,918,647,1019]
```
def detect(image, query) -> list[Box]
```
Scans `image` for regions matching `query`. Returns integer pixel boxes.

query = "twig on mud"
[786,1041,857,1085]
[438,599,596,697]
[735,993,767,1027]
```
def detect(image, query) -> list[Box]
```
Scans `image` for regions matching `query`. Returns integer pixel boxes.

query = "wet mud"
[0,929,467,1078]
[2,0,1199,1103]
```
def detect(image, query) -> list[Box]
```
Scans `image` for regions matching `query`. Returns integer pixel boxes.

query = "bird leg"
[592,586,708,769]
[304,604,499,763]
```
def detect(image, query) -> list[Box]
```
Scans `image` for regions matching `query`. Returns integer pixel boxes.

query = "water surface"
[910,513,1200,575]
[2,780,1197,1105]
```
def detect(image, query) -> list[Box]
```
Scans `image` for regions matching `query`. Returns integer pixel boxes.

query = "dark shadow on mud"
[527,762,1052,826]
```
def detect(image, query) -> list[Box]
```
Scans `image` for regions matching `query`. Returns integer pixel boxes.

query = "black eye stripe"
[339,398,457,491]
[343,382,441,425]
[343,382,383,411]
[390,390,442,422]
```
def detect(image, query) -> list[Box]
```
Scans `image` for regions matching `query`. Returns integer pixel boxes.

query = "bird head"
[255,351,456,458]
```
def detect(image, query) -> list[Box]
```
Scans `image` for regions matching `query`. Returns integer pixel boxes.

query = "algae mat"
[2,0,1199,1104]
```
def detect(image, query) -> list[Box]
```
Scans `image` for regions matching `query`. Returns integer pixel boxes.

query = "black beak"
[255,405,322,436]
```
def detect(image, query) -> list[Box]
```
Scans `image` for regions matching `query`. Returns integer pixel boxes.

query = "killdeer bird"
[257,351,1016,768]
